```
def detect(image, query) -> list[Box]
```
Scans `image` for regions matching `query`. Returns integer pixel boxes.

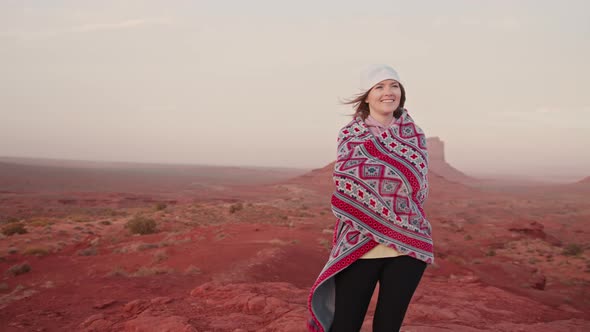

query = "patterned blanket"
[307,109,434,331]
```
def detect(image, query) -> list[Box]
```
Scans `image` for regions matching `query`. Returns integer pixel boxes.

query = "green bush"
[154,203,167,211]
[0,217,19,225]
[562,243,583,256]
[23,247,49,256]
[137,243,160,251]
[27,219,53,227]
[125,216,157,235]
[229,203,243,214]
[77,247,98,256]
[6,262,31,276]
[2,223,27,236]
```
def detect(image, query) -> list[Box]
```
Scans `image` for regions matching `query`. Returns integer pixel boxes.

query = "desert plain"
[0,139,589,332]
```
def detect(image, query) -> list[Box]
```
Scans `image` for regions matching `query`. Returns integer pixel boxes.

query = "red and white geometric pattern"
[308,110,434,332]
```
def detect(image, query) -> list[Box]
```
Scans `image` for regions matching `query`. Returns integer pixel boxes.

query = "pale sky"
[1,0,589,181]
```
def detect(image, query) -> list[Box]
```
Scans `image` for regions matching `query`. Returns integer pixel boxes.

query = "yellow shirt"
[360,244,402,259]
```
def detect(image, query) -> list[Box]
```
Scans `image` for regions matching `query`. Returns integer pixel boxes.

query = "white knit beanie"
[360,64,402,92]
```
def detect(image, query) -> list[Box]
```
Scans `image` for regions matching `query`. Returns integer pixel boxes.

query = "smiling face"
[365,79,402,119]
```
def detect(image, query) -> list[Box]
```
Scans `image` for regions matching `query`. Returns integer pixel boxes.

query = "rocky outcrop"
[508,220,562,246]
[123,313,197,332]
[293,137,477,196]
[426,136,446,162]
[190,282,308,332]
[72,277,589,332]
[426,137,474,184]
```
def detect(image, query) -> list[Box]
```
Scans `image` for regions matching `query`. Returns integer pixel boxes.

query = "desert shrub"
[563,243,583,256]
[298,211,312,218]
[77,247,98,256]
[0,217,19,225]
[125,216,157,235]
[486,249,496,256]
[23,247,49,256]
[229,203,243,214]
[2,223,27,236]
[113,247,128,254]
[133,266,173,277]
[100,209,127,217]
[100,220,112,226]
[318,238,331,250]
[6,262,31,276]
[108,267,129,277]
[152,250,168,263]
[28,219,54,227]
[107,235,122,244]
[184,265,201,275]
[154,203,167,211]
[464,234,473,241]
[137,243,160,251]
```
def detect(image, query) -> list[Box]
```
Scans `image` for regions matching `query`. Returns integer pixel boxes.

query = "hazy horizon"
[2,1,589,180]
[0,154,586,184]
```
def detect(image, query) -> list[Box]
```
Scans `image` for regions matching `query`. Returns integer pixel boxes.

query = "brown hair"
[343,83,406,120]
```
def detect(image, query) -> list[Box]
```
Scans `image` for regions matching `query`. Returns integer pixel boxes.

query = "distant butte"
[426,137,475,184]
[291,137,478,198]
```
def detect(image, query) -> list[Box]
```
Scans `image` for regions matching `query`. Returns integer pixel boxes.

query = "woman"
[307,64,434,332]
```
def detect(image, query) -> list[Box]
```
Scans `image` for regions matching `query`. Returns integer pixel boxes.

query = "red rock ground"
[0,158,589,331]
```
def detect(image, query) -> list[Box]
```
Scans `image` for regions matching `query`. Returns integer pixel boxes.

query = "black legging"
[330,255,427,332]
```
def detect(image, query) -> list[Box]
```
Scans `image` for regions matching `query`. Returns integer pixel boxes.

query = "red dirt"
[0,158,589,331]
